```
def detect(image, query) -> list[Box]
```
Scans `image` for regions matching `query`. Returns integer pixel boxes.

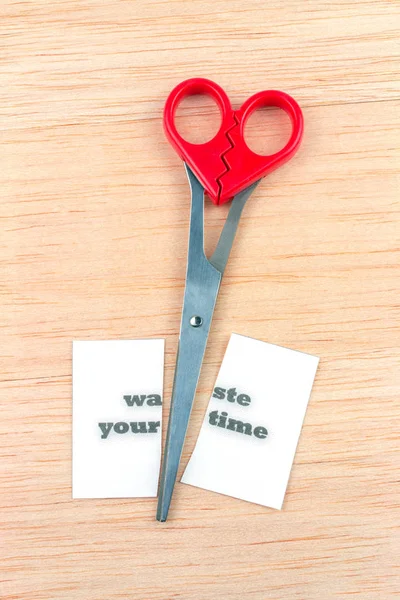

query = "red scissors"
[157,78,303,521]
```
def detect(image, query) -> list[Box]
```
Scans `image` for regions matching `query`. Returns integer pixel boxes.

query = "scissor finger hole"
[175,94,222,145]
[244,105,292,156]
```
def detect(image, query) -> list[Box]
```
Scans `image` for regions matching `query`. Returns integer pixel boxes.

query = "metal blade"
[157,167,260,521]
[209,180,260,273]
[156,166,221,522]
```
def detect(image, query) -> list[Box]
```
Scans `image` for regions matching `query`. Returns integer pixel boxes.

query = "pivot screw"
[190,315,203,328]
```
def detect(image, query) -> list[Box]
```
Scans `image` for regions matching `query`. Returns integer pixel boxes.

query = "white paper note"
[181,334,319,509]
[72,339,164,498]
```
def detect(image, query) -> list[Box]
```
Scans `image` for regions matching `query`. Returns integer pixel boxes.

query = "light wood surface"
[1,1,399,599]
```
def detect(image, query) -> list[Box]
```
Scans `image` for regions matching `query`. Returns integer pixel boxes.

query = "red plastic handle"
[163,78,304,205]
[221,90,304,202]
[164,78,236,203]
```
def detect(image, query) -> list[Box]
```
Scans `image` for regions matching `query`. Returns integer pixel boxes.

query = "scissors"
[156,78,303,521]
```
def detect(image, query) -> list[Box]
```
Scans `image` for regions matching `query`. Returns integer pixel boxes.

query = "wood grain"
[1,1,399,599]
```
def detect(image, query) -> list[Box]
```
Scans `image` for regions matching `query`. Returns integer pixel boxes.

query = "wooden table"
[1,2,399,598]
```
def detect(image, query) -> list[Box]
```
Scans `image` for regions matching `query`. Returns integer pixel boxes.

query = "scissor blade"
[209,180,260,273]
[157,167,221,522]
[156,286,219,521]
